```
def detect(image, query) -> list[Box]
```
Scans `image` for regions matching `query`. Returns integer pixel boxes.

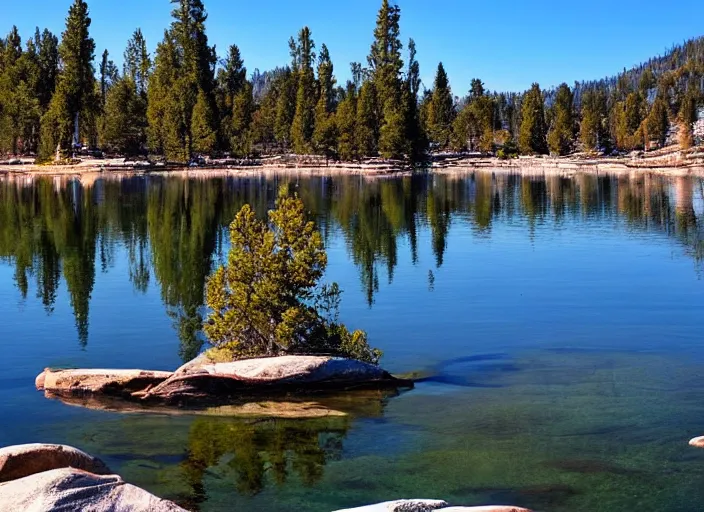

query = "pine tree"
[579,88,608,152]
[191,88,217,155]
[147,31,178,155]
[369,0,407,159]
[99,49,119,105]
[274,69,297,148]
[405,38,425,161]
[250,68,287,150]
[547,83,574,156]
[336,83,358,161]
[643,96,669,149]
[356,80,378,157]
[291,27,316,154]
[101,76,146,155]
[35,29,59,112]
[518,83,547,155]
[231,81,254,157]
[428,62,454,148]
[678,90,697,150]
[0,27,41,154]
[150,0,217,162]
[39,0,97,160]
[313,44,337,157]
[123,29,151,96]
[216,44,246,149]
[612,91,646,151]
[470,79,485,99]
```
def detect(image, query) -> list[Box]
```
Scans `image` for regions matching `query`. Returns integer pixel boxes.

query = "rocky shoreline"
[3,148,704,178]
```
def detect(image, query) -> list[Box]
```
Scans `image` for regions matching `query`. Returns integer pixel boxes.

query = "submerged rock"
[334,502,532,512]
[689,436,704,448]
[0,467,185,512]
[36,368,173,398]
[0,444,111,483]
[439,508,533,512]
[335,500,449,512]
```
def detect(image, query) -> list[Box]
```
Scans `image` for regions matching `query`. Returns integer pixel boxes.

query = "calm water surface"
[2,170,704,511]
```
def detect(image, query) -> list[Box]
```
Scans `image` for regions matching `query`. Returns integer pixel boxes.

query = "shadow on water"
[414,353,519,388]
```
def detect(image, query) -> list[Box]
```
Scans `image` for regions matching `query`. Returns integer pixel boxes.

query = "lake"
[2,170,704,511]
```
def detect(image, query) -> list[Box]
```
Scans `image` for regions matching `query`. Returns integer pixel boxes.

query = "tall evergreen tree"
[428,62,454,148]
[369,0,407,159]
[149,0,217,162]
[547,83,574,156]
[101,76,146,155]
[336,81,358,161]
[643,96,669,149]
[678,90,697,150]
[35,28,59,112]
[0,27,41,154]
[313,44,337,157]
[216,44,246,149]
[39,0,97,160]
[123,28,151,96]
[99,49,119,105]
[191,88,217,155]
[405,38,425,161]
[274,68,297,147]
[518,83,547,155]
[147,31,178,155]
[291,27,316,154]
[231,81,254,157]
[579,88,609,152]
[356,80,378,157]
[612,91,646,151]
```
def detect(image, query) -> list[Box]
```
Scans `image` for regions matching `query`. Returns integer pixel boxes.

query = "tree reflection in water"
[0,171,702,353]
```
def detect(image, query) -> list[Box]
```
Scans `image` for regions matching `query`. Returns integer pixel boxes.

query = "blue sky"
[4,0,703,95]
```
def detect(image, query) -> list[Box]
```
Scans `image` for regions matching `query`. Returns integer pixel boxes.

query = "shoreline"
[2,153,704,179]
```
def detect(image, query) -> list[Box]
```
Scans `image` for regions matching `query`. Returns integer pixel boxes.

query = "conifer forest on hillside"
[2,0,704,164]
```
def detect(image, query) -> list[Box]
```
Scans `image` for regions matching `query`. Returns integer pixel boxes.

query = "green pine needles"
[204,189,382,365]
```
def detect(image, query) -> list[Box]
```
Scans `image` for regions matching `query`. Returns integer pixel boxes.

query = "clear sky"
[4,0,703,95]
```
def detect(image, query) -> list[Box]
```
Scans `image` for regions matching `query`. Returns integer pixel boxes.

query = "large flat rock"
[146,355,412,405]
[36,369,174,398]
[36,357,412,409]
[0,444,111,483]
[0,467,186,512]
[176,354,389,381]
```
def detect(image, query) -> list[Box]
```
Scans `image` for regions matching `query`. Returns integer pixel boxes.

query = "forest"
[1,0,704,163]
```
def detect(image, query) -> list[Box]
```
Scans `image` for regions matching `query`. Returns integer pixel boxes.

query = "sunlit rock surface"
[148,355,411,405]
[36,368,173,397]
[0,467,186,512]
[0,444,111,483]
[36,356,412,411]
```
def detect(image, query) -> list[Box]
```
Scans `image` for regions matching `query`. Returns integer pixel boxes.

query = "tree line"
[1,0,704,163]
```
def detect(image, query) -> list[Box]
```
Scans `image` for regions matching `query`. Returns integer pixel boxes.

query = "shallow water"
[2,171,704,511]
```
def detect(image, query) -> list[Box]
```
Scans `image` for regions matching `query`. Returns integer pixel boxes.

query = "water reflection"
[0,171,702,352]
[182,416,350,505]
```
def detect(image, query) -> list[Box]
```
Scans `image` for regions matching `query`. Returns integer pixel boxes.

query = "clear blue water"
[1,171,704,511]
